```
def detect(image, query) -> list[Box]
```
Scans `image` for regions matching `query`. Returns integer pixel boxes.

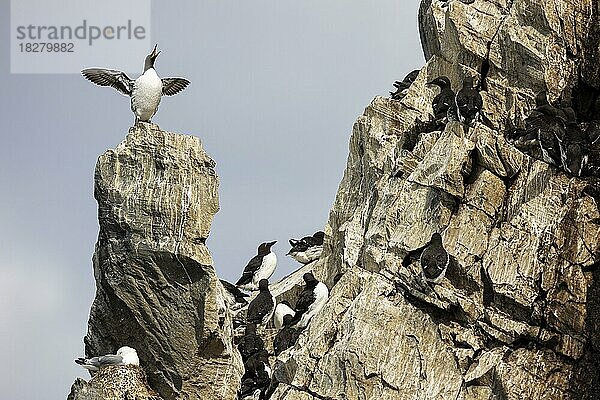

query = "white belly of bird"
[252,252,277,286]
[273,303,295,329]
[291,245,323,264]
[298,282,329,328]
[131,69,163,121]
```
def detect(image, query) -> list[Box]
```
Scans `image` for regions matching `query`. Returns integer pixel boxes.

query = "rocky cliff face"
[269,0,600,399]
[69,123,243,399]
[71,1,600,399]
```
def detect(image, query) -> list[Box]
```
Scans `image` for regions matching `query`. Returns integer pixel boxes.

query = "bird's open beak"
[151,44,161,59]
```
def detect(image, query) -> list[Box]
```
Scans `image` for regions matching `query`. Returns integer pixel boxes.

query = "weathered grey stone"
[71,123,243,400]
[268,0,600,398]
[68,366,162,400]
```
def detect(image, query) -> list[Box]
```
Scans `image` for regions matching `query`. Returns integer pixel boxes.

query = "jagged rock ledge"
[69,123,243,399]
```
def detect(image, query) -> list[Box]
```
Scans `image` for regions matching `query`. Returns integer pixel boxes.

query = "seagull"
[81,44,190,124]
[75,346,139,371]
[236,241,277,291]
[273,300,295,329]
[247,279,276,326]
[291,272,329,329]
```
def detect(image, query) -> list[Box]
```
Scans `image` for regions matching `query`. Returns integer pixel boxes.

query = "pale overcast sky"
[0,1,423,398]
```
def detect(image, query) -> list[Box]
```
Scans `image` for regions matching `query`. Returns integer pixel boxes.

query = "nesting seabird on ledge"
[81,44,190,123]
[75,346,139,371]
[273,300,295,329]
[236,241,277,291]
[420,233,449,284]
[247,279,276,326]
[287,231,324,264]
[291,272,329,329]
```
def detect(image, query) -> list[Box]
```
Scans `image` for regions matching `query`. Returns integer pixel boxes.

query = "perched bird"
[236,241,277,291]
[420,233,449,284]
[81,44,190,124]
[239,350,271,400]
[291,273,329,329]
[287,231,325,264]
[273,315,300,356]
[427,76,456,121]
[237,323,265,362]
[273,300,295,329]
[390,70,420,100]
[247,279,276,326]
[75,346,139,371]
[455,76,483,127]
[220,279,250,308]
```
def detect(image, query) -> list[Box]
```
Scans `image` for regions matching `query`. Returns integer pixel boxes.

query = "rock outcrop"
[68,366,161,400]
[71,1,600,399]
[269,1,600,399]
[69,123,243,399]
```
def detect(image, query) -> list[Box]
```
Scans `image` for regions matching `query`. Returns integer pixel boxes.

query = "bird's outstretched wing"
[162,78,190,96]
[81,68,133,96]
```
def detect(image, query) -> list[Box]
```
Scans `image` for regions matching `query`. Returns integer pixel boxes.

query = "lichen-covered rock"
[269,0,600,398]
[72,123,243,399]
[68,366,162,400]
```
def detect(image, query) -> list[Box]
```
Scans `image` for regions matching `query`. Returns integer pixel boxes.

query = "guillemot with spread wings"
[81,44,190,123]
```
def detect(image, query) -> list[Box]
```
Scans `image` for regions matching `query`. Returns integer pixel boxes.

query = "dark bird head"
[258,241,277,255]
[245,323,257,334]
[431,232,443,244]
[303,272,318,287]
[258,279,270,291]
[535,91,549,107]
[313,231,325,241]
[404,69,420,84]
[144,44,161,72]
[462,75,475,89]
[282,314,294,327]
[427,76,451,89]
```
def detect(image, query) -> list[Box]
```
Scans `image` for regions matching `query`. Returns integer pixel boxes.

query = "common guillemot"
[81,44,190,123]
[236,241,277,291]
[247,279,276,326]
[420,233,449,284]
[273,300,295,329]
[455,76,483,127]
[427,76,456,121]
[291,272,329,329]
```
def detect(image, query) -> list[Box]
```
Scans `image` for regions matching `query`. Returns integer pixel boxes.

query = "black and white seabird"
[427,76,456,121]
[75,346,139,371]
[287,231,324,265]
[390,70,420,100]
[273,300,295,329]
[236,241,277,291]
[247,279,276,326]
[273,315,301,356]
[291,272,329,329]
[237,323,265,362]
[81,44,190,123]
[420,233,449,284]
[455,76,483,127]
[239,349,271,400]
[221,279,250,308]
